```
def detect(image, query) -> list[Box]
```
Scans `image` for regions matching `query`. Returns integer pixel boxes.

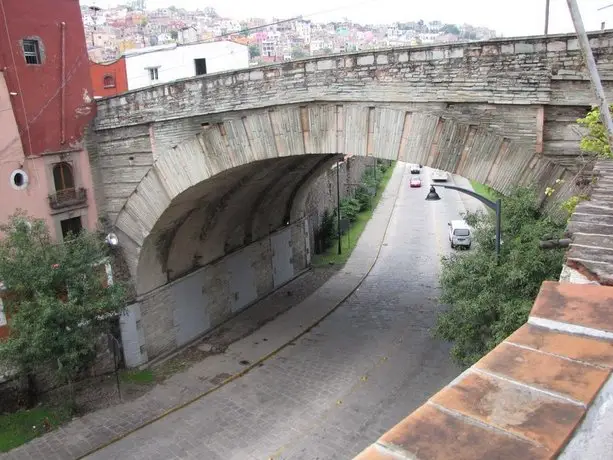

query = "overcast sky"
[88,0,613,37]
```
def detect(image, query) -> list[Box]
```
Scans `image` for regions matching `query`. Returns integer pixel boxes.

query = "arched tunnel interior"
[127,153,377,362]
[112,102,583,366]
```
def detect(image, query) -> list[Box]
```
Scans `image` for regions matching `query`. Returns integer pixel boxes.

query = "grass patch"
[312,162,395,267]
[0,405,73,452]
[153,358,191,381]
[120,369,155,385]
[469,180,500,205]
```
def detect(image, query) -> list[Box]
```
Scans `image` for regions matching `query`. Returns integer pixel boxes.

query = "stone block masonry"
[87,31,613,233]
[86,32,613,369]
[94,31,613,131]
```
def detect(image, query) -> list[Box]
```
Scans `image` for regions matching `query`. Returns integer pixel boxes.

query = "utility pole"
[89,5,101,47]
[566,0,613,151]
[336,159,342,255]
[545,0,550,35]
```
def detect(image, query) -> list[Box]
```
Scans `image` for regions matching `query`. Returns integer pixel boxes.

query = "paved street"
[83,165,470,460]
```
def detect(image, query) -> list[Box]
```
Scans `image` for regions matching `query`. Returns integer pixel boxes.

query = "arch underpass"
[109,102,579,365]
[90,31,613,365]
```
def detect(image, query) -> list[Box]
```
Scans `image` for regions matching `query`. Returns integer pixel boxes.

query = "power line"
[99,0,380,82]
[102,0,378,56]
[2,0,378,159]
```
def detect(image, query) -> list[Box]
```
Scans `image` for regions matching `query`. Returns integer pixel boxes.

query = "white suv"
[448,220,472,249]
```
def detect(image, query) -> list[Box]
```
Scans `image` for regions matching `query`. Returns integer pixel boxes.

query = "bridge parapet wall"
[94,31,613,131]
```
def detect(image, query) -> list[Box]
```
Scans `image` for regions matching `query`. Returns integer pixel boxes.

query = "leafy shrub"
[0,213,126,405]
[433,187,566,366]
[340,198,361,223]
[315,209,337,253]
[354,185,372,212]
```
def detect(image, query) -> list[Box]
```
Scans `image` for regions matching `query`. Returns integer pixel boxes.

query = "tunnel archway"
[113,103,579,363]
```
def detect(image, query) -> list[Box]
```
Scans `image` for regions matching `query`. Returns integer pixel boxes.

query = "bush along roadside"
[313,160,394,266]
[433,186,569,367]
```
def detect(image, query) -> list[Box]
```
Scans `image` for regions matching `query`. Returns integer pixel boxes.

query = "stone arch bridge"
[87,31,613,365]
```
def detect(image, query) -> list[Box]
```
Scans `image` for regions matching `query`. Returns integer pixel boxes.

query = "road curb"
[75,163,406,460]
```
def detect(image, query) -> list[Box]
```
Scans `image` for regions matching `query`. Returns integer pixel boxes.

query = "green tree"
[248,44,260,59]
[170,30,178,40]
[441,24,460,35]
[433,187,566,366]
[0,213,126,405]
[576,105,613,159]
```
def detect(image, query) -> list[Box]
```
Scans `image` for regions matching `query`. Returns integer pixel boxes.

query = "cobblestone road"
[84,166,467,460]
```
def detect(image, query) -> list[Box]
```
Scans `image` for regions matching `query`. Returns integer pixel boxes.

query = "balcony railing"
[48,187,87,210]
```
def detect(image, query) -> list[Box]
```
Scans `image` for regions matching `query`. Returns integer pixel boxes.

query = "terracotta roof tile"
[531,281,613,333]
[378,404,551,460]
[508,324,613,369]
[474,342,609,405]
[430,370,585,453]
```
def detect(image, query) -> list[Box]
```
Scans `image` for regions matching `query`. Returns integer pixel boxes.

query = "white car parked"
[448,220,472,249]
[431,170,449,182]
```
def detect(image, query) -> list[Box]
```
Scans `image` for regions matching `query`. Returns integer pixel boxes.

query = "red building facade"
[90,57,128,98]
[0,0,96,156]
[0,0,101,337]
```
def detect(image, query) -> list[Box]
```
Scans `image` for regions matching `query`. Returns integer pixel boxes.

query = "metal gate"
[271,228,294,288]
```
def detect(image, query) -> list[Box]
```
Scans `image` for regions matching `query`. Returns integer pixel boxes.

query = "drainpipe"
[60,21,66,145]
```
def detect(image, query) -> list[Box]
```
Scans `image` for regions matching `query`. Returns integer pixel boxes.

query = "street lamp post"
[336,158,342,255]
[335,154,354,255]
[426,184,502,259]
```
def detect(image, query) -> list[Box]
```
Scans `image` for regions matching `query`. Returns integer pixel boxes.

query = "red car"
[409,177,422,188]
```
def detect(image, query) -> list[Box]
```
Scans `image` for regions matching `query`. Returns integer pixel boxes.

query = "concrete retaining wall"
[121,219,310,366]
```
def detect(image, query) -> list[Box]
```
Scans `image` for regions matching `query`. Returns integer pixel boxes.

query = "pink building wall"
[0,0,99,241]
[0,72,52,230]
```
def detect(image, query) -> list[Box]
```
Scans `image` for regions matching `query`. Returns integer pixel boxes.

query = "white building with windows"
[124,40,249,90]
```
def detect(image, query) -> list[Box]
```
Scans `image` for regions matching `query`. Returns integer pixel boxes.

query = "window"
[60,216,82,240]
[454,229,470,237]
[103,74,115,88]
[53,162,75,192]
[147,67,159,81]
[194,58,207,76]
[22,39,41,65]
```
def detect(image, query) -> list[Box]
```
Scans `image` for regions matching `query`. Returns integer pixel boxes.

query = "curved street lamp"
[426,184,502,259]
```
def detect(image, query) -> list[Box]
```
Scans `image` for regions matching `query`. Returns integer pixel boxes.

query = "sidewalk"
[450,174,488,215]
[1,162,406,460]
